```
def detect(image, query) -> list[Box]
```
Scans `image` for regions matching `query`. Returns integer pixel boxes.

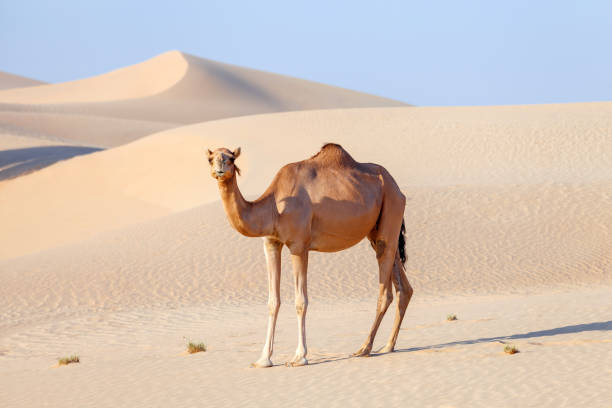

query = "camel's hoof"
[285,357,308,367]
[250,358,273,368]
[352,346,372,357]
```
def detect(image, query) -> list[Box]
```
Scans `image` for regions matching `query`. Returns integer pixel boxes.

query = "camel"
[207,143,413,367]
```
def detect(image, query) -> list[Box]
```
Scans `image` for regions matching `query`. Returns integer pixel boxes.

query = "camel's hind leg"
[352,217,402,357]
[379,253,413,353]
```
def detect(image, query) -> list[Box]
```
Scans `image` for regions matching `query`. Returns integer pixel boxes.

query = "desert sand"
[0,71,45,90]
[0,52,610,407]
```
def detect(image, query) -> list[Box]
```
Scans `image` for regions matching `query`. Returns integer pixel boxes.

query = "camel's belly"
[309,233,367,252]
[308,206,380,252]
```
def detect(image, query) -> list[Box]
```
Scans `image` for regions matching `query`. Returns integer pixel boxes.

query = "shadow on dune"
[306,320,612,366]
[396,320,612,353]
[0,145,102,181]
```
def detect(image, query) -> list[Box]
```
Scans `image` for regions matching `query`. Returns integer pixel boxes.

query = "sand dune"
[0,111,176,147]
[0,51,405,126]
[0,71,45,90]
[0,143,101,181]
[1,103,611,260]
[0,52,188,104]
[0,51,405,179]
[0,112,175,179]
[0,55,610,407]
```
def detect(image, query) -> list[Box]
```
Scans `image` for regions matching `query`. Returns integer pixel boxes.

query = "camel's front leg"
[252,238,282,368]
[287,251,309,367]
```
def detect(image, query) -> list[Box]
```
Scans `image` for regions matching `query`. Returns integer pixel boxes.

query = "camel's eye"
[229,157,235,163]
[208,157,213,164]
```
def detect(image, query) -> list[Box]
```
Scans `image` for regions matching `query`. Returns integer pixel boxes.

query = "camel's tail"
[398,219,407,265]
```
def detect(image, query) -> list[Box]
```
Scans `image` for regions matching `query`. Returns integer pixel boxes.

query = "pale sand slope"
[0,112,174,180]
[0,50,405,131]
[0,71,45,90]
[0,139,101,181]
[1,102,611,407]
[0,111,176,148]
[1,103,612,260]
[0,111,175,179]
[0,51,404,178]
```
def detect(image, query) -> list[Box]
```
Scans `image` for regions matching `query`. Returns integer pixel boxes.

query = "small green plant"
[187,341,207,354]
[504,344,519,354]
[58,355,80,366]
[446,314,457,321]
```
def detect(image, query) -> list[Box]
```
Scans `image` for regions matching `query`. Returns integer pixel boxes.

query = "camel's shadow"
[306,320,612,366]
[395,320,612,354]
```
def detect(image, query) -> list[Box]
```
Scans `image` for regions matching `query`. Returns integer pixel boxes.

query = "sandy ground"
[2,288,610,407]
[0,52,611,407]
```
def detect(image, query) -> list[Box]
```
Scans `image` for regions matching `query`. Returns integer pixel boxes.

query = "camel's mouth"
[213,170,230,181]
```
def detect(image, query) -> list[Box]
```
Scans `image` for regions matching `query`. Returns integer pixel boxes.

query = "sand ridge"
[0,71,45,91]
[0,51,189,104]
[0,51,405,125]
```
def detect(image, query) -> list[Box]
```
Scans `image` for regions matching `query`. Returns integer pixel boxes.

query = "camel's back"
[274,143,388,208]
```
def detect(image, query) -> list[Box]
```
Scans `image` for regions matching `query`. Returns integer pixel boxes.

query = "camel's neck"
[217,175,276,237]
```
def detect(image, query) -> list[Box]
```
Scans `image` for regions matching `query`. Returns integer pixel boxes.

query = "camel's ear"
[206,149,213,160]
[233,147,241,159]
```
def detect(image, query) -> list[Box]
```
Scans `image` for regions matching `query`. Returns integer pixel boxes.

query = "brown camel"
[207,143,413,367]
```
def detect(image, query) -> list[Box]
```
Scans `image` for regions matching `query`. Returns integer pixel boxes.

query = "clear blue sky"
[1,1,611,106]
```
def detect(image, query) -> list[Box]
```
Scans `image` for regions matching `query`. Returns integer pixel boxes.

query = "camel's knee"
[378,289,393,310]
[386,290,394,305]
[399,282,413,307]
[405,282,413,299]
[295,296,308,316]
[268,298,280,315]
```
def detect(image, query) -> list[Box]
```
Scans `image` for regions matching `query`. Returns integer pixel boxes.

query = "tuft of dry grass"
[504,344,519,354]
[58,355,80,366]
[187,341,207,354]
[446,314,458,321]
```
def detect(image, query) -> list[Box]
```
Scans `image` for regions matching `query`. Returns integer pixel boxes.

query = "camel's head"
[207,147,241,181]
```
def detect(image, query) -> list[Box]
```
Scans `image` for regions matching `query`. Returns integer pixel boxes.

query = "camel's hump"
[309,143,357,167]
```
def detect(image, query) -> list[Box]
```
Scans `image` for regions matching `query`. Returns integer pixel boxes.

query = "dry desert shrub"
[504,344,519,354]
[187,341,207,354]
[58,355,80,366]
